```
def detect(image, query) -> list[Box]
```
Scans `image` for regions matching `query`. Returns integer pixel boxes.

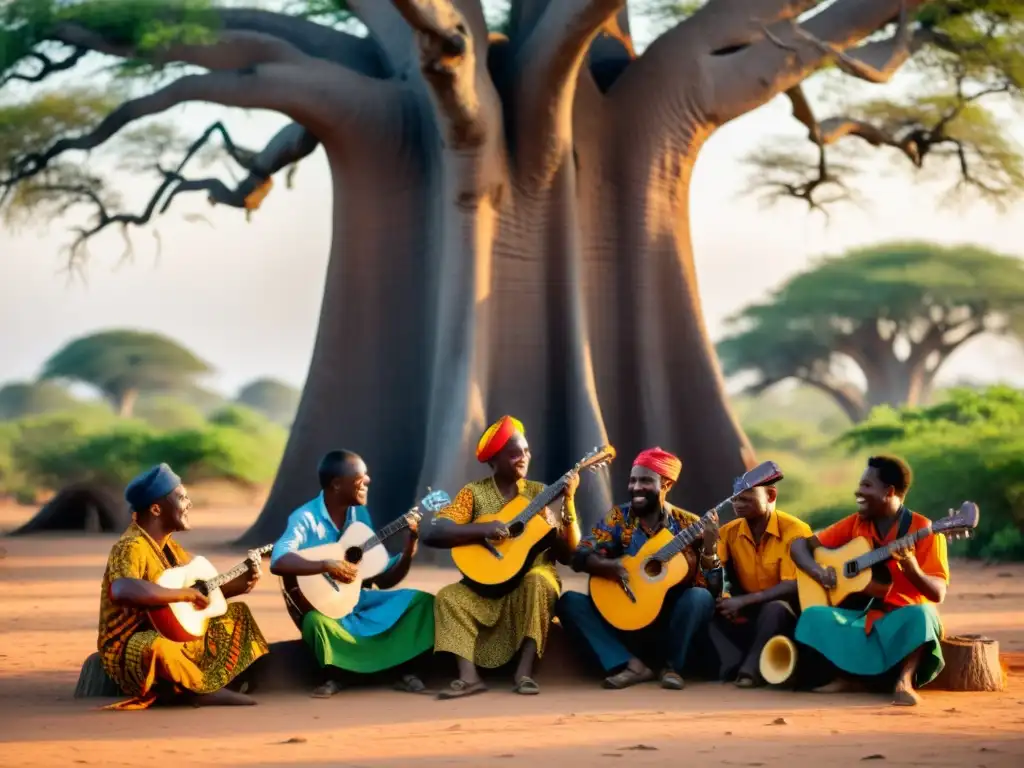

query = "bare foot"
[812,678,863,694]
[193,688,256,706]
[311,680,343,698]
[892,683,921,707]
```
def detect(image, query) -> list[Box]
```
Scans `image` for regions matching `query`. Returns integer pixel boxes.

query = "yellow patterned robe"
[98,523,269,709]
[433,477,565,668]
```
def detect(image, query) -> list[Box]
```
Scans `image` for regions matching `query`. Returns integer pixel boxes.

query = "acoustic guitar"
[149,543,273,642]
[796,501,980,610]
[280,489,451,627]
[590,460,782,631]
[451,445,617,588]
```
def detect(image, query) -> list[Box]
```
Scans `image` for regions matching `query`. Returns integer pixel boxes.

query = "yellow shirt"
[717,509,811,596]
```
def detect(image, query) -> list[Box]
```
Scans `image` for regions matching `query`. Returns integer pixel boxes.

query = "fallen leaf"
[278,737,307,745]
[446,723,462,731]
[861,755,885,761]
[997,572,1012,578]
[768,717,789,725]
[621,744,658,751]
[497,754,515,759]
[945,707,960,713]
[724,731,733,736]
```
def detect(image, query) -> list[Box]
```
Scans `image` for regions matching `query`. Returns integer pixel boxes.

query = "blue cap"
[125,463,181,511]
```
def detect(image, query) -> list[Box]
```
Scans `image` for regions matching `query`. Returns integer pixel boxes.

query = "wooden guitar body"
[796,536,874,609]
[150,556,228,642]
[451,495,555,586]
[589,528,691,631]
[281,520,392,620]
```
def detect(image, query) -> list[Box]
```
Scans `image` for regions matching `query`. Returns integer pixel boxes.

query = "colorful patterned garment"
[97,523,269,710]
[433,477,563,668]
[271,495,435,673]
[572,502,717,588]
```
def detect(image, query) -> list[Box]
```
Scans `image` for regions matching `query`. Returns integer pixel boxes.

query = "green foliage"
[804,387,1024,561]
[0,380,80,419]
[234,377,300,425]
[40,329,212,411]
[0,404,287,496]
[133,394,208,430]
[718,242,1024,406]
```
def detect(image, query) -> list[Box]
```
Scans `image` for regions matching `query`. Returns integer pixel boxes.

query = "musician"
[708,476,810,687]
[790,455,948,706]
[269,450,435,698]
[556,448,718,690]
[98,463,268,709]
[422,415,581,699]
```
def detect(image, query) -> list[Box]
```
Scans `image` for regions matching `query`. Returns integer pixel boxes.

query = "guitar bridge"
[482,541,504,560]
[843,561,859,578]
[321,573,341,592]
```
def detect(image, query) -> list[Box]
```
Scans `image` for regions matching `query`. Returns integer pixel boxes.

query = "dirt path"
[1,502,1022,767]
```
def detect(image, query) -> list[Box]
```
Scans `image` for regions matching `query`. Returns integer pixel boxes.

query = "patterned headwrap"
[633,447,682,483]
[476,415,525,463]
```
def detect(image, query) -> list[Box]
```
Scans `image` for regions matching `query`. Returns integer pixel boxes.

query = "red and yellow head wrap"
[476,415,524,463]
[633,447,682,483]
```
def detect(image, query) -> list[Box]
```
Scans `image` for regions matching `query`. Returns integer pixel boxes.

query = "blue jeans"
[557,587,715,675]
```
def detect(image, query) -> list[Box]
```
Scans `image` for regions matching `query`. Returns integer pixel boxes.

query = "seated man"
[98,463,268,710]
[270,450,435,698]
[708,475,810,687]
[422,416,580,699]
[790,455,948,706]
[557,448,717,690]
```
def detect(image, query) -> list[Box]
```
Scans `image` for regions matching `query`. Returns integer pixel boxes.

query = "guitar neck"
[361,515,411,552]
[203,543,273,591]
[657,517,707,560]
[510,480,565,527]
[851,526,933,573]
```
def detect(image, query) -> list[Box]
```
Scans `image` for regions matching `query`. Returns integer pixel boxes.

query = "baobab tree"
[1,1,1019,543]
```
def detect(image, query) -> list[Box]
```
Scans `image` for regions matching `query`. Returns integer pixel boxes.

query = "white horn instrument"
[759,634,798,686]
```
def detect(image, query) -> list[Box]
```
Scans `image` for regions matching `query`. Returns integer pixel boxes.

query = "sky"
[2,7,1023,400]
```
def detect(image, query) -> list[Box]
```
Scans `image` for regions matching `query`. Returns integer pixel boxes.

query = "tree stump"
[931,634,1006,692]
[73,653,123,699]
[12,482,130,535]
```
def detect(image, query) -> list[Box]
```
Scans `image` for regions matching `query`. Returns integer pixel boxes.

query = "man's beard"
[630,490,661,514]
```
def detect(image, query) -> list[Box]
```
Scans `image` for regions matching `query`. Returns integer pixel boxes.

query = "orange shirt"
[816,509,949,631]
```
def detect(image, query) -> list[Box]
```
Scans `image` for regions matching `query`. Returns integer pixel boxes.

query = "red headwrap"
[633,447,682,483]
[476,415,525,463]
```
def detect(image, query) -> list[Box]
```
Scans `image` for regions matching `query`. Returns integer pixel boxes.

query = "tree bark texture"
[5,0,921,543]
[930,634,1006,692]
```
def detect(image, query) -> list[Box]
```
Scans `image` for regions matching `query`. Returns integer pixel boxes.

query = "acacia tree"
[717,242,1024,422]
[40,329,212,417]
[1,1,1021,542]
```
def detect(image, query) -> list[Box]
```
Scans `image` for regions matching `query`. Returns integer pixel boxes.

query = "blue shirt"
[271,493,413,637]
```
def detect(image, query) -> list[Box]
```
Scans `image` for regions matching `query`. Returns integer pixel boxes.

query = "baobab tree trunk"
[0,0,917,544]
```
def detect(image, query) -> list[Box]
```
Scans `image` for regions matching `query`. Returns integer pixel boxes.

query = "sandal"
[394,674,427,694]
[437,679,488,700]
[659,669,685,690]
[602,667,655,690]
[311,679,343,698]
[734,674,757,689]
[512,676,540,695]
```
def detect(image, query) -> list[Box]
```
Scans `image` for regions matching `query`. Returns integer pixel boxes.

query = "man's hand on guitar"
[240,550,263,594]
[323,559,358,584]
[812,564,837,589]
[482,521,511,542]
[181,587,211,609]
[892,541,918,568]
[562,472,580,500]
[701,510,720,553]
[594,557,629,584]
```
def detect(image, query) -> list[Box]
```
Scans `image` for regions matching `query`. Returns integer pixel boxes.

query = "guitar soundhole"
[508,521,525,538]
[191,580,210,597]
[345,547,363,564]
[643,559,663,578]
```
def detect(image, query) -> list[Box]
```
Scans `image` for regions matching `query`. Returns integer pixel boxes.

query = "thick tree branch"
[3,70,334,187]
[514,0,624,188]
[389,0,490,149]
[162,123,319,218]
[708,0,928,125]
[348,0,416,76]
[0,47,87,89]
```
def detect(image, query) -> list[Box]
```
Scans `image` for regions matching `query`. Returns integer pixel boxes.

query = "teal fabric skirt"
[795,603,944,686]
